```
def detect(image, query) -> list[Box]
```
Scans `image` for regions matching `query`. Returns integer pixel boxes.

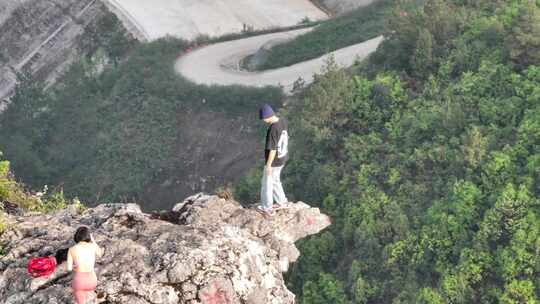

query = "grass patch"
[257,0,394,70]
[0,152,73,226]
[195,19,321,45]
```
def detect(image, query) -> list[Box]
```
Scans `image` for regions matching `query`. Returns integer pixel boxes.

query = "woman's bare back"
[68,242,102,273]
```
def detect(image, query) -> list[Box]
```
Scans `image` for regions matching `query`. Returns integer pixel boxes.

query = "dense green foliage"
[0,35,282,206]
[78,9,138,64]
[2,0,539,300]
[0,151,76,256]
[238,0,540,302]
[257,0,398,70]
[0,151,73,214]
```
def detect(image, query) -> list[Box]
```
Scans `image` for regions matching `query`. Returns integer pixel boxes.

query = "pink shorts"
[72,271,97,291]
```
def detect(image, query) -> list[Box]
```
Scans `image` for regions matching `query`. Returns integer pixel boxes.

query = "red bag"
[27,257,57,278]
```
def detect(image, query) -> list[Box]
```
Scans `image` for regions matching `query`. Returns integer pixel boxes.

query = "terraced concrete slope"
[0,0,110,107]
[175,29,383,93]
[102,0,328,41]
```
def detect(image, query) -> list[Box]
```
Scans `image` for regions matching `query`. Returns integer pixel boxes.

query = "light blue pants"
[260,166,288,210]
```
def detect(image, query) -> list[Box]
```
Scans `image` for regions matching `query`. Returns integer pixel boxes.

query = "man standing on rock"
[258,104,289,216]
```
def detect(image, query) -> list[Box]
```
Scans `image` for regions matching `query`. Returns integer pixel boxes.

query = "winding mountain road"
[102,0,384,94]
[175,30,384,93]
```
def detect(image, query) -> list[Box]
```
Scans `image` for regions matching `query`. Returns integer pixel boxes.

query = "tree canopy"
[238,0,540,302]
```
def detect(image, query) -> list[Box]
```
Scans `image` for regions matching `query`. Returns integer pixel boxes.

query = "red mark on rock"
[306,216,316,226]
[201,282,230,304]
[399,11,408,17]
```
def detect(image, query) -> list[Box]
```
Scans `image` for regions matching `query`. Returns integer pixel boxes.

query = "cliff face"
[0,0,124,107]
[0,194,331,303]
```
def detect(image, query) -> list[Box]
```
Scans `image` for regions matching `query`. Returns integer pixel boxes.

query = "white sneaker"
[272,202,290,210]
[257,206,273,216]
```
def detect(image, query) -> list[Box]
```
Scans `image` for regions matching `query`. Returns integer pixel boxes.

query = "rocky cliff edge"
[0,193,331,303]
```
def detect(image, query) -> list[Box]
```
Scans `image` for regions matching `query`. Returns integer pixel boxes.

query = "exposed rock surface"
[0,0,128,107]
[0,193,331,303]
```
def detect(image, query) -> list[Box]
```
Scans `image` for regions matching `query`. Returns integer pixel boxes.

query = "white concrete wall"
[101,0,328,41]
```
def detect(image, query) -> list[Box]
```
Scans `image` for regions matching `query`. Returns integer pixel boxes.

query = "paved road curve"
[175,29,384,93]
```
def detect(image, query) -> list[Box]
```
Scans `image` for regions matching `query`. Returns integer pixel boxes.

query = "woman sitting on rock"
[67,226,103,304]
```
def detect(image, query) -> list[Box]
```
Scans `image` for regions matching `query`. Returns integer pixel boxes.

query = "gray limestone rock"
[0,194,330,303]
[0,0,131,104]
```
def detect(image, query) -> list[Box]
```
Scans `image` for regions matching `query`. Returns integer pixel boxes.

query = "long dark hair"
[74,226,92,243]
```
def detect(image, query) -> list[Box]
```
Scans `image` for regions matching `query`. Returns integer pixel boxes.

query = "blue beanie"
[259,104,275,120]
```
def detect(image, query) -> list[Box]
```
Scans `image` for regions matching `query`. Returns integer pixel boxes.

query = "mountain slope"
[237,1,540,302]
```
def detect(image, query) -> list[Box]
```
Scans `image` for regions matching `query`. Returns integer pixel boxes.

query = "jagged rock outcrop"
[0,193,331,303]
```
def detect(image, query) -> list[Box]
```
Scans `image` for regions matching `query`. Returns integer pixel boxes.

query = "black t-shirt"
[265,117,289,167]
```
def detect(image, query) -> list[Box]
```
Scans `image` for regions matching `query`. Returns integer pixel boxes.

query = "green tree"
[0,72,50,183]
[505,1,540,69]
[302,273,349,304]
[501,280,538,304]
[411,28,434,78]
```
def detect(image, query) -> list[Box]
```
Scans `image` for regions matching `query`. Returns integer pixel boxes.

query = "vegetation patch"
[255,0,400,70]
[0,34,283,207]
[0,151,75,257]
[238,0,540,302]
